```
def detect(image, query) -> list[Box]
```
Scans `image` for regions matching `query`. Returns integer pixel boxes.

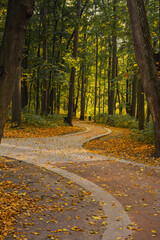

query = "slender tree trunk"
[80,64,85,120]
[137,77,144,130]
[108,37,112,114]
[67,0,81,125]
[57,85,61,114]
[12,69,22,126]
[108,0,117,115]
[94,33,98,118]
[130,73,137,117]
[21,32,31,109]
[127,0,160,157]
[36,42,40,114]
[41,6,48,115]
[0,0,35,141]
[126,76,129,114]
[74,74,80,115]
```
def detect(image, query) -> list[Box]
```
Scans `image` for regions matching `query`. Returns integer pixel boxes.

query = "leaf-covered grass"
[4,112,84,138]
[85,125,159,167]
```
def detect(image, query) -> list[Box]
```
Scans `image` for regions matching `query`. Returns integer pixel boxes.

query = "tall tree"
[67,0,81,125]
[127,0,160,157]
[12,69,22,126]
[0,0,35,142]
[108,0,117,115]
[41,4,48,115]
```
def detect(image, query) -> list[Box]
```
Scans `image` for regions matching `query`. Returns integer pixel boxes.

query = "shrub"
[95,113,138,129]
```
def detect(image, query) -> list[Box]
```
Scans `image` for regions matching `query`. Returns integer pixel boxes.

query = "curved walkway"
[0,121,132,239]
[1,121,113,164]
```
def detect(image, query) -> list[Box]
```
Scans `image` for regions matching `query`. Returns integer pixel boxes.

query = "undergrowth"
[7,109,66,128]
[95,113,154,144]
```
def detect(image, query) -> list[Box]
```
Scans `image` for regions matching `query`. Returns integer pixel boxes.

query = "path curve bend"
[0,121,132,240]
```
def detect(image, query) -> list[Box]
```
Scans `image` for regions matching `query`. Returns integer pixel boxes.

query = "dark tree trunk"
[57,85,61,114]
[94,33,98,119]
[36,42,40,114]
[108,37,112,114]
[21,29,31,109]
[130,73,137,117]
[126,77,129,114]
[80,64,85,120]
[41,6,48,115]
[108,0,117,115]
[67,0,81,126]
[12,69,22,126]
[0,0,35,141]
[127,0,160,157]
[137,77,144,130]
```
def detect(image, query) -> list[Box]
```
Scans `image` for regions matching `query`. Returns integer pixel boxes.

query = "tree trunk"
[41,6,48,115]
[108,37,112,114]
[12,69,22,126]
[137,77,144,130]
[94,33,98,119]
[67,0,81,126]
[108,0,117,115]
[21,29,31,109]
[130,73,137,117]
[80,63,85,120]
[127,0,160,157]
[0,0,35,141]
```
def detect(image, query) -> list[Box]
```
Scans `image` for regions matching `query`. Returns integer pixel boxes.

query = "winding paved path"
[0,121,132,240]
[2,121,160,239]
[0,121,113,164]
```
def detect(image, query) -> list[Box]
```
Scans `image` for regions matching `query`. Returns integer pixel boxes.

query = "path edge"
[39,164,132,240]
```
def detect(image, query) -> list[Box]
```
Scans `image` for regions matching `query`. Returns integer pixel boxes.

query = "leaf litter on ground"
[0,156,106,240]
[85,125,160,167]
[4,122,84,138]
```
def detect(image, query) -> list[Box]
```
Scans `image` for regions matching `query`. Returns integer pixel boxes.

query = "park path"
[1,121,160,240]
[0,121,112,164]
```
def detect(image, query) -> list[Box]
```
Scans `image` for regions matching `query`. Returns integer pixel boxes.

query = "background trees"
[0,0,35,141]
[1,0,160,156]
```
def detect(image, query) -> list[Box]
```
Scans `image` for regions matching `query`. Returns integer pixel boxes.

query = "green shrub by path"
[7,108,67,128]
[130,122,154,144]
[95,113,154,144]
[95,113,138,129]
[23,112,65,128]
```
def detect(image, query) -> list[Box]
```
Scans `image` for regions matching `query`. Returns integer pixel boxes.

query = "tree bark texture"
[127,0,160,157]
[0,0,35,141]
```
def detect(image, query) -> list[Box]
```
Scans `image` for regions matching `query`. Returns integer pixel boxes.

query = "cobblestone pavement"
[0,121,131,240]
[0,121,112,165]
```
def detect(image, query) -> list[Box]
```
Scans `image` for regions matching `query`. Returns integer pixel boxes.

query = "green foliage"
[130,123,154,144]
[95,113,138,129]
[22,109,66,127]
[95,113,154,144]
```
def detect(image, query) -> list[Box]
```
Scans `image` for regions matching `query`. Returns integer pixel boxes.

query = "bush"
[22,109,66,127]
[95,113,154,144]
[95,113,138,129]
[130,122,154,144]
